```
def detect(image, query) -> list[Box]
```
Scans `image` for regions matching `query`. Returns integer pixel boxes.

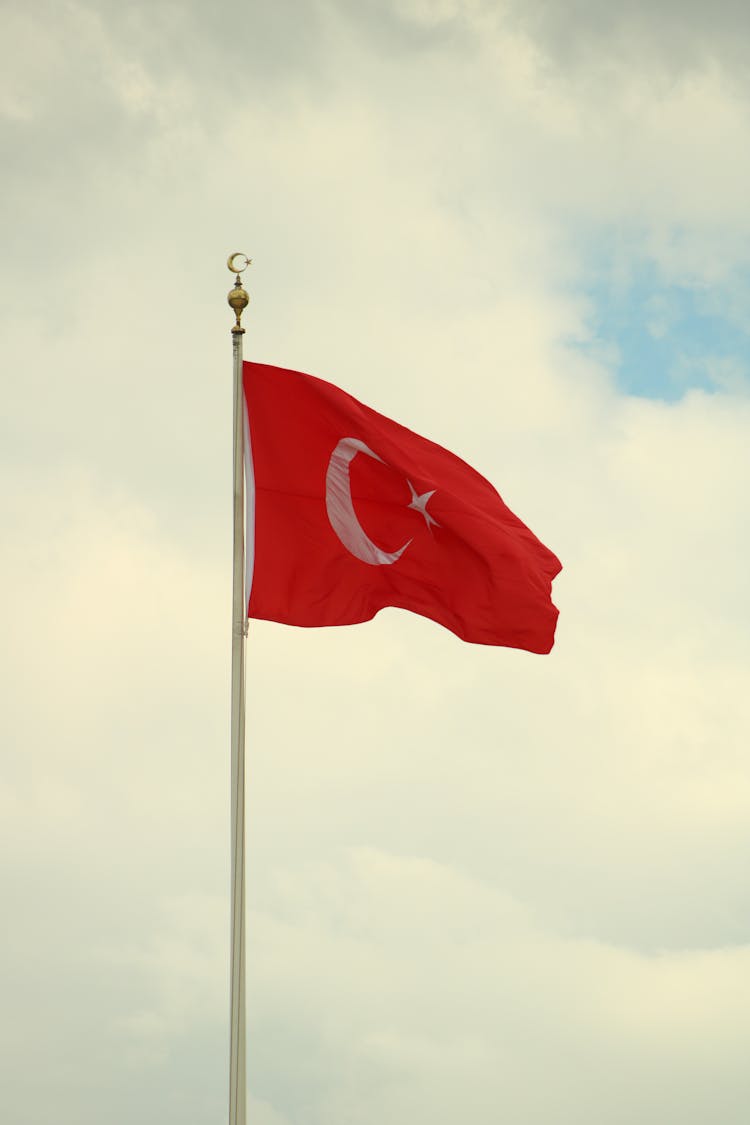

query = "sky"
[2,1,750,1122]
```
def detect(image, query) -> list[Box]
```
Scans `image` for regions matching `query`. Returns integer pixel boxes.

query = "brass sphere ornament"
[227,252,251,333]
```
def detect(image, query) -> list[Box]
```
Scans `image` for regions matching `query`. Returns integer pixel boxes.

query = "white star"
[407,480,440,530]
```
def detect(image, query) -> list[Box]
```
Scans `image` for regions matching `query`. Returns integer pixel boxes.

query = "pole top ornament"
[227,252,251,334]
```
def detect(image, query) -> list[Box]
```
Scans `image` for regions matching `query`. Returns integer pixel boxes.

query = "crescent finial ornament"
[227,252,251,275]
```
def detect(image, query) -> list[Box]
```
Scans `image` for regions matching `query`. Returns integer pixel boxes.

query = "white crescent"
[325,438,411,565]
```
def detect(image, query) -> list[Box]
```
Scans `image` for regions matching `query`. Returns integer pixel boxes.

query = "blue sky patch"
[575,258,750,401]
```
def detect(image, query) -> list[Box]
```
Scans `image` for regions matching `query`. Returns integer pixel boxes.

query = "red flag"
[243,362,561,653]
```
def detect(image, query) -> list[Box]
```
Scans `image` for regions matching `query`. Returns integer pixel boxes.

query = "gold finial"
[227,252,251,334]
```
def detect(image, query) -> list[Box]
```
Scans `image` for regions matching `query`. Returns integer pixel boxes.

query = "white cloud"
[242,850,750,1124]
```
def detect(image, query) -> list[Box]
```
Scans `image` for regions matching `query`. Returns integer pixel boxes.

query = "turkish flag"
[244,362,561,653]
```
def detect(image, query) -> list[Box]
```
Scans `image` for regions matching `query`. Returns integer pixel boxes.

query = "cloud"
[358,0,750,79]
[501,0,750,77]
[244,850,750,1125]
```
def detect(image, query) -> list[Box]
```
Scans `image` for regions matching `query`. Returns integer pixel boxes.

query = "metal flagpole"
[227,253,251,1125]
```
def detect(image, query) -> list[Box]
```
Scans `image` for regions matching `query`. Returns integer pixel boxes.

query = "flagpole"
[227,253,251,1125]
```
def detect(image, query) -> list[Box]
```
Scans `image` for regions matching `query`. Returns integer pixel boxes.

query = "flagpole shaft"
[228,258,250,1125]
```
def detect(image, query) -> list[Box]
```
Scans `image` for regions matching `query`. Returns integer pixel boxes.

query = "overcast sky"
[3,2,750,1123]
